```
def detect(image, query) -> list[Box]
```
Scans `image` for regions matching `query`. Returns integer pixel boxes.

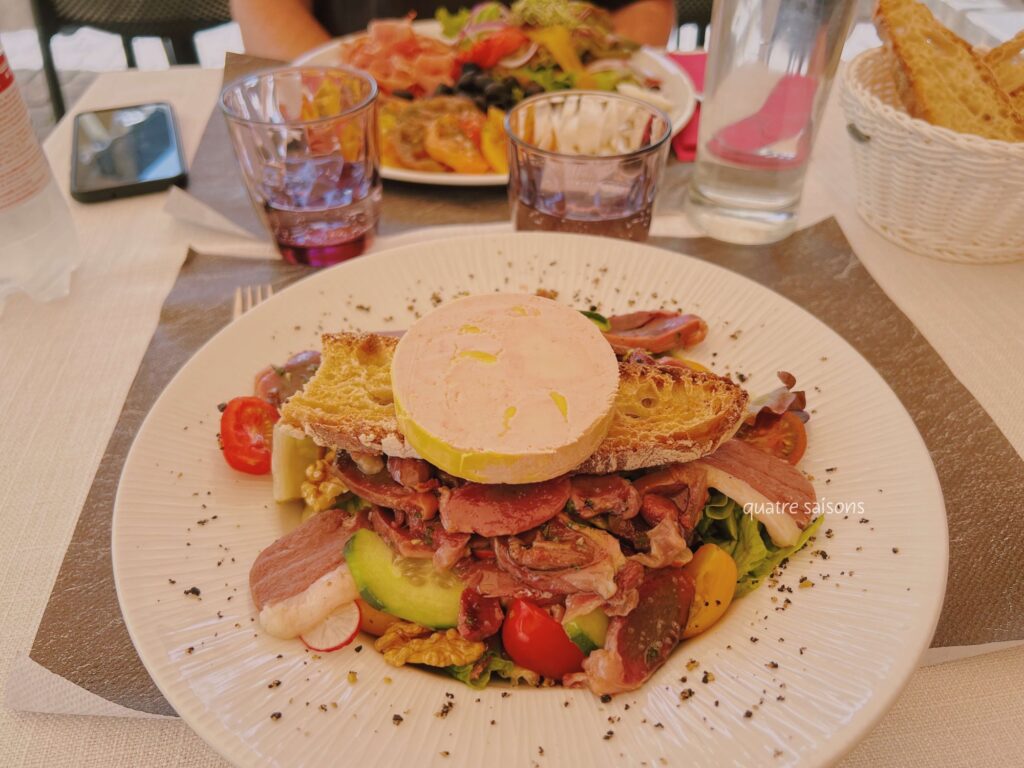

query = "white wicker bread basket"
[840,48,1024,264]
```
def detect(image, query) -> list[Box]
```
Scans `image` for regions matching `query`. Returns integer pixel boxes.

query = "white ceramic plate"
[113,233,947,768]
[294,20,696,187]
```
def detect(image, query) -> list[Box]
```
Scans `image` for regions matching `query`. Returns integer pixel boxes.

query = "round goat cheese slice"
[391,293,619,484]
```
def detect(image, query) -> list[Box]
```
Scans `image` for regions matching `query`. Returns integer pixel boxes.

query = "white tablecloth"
[2,62,1023,767]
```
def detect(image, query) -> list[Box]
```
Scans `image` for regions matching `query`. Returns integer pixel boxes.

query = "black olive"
[434,83,455,96]
[502,77,519,91]
[391,89,415,100]
[472,94,488,112]
[457,72,478,91]
[484,82,510,101]
[461,62,481,75]
[524,82,544,97]
[473,73,492,91]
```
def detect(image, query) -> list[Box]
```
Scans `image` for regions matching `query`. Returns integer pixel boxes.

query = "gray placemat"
[27,219,1024,717]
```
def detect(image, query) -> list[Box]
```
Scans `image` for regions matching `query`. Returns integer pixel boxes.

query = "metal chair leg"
[165,33,199,66]
[37,33,65,121]
[122,35,137,68]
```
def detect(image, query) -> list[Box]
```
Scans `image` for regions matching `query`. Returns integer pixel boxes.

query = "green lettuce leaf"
[447,651,540,689]
[509,66,575,91]
[436,7,471,38]
[696,490,823,597]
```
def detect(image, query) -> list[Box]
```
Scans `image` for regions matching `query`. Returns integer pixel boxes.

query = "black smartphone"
[70,102,187,203]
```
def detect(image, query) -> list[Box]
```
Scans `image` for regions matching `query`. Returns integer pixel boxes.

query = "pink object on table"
[667,52,706,162]
[705,73,818,169]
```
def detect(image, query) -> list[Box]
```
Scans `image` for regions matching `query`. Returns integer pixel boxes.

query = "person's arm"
[612,0,676,47]
[230,0,332,60]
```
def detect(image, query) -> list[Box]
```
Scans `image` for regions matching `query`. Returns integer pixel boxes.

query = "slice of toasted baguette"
[983,31,1024,111]
[281,332,749,475]
[874,0,1024,141]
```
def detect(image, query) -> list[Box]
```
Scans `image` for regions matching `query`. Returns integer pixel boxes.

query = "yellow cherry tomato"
[357,598,400,637]
[481,107,509,174]
[681,543,738,638]
[667,350,711,373]
[424,113,491,174]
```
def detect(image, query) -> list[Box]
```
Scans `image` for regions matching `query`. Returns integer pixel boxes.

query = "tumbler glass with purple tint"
[506,91,671,242]
[221,66,381,266]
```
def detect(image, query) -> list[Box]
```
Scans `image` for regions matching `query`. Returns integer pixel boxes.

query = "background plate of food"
[293,1,697,186]
[113,232,946,767]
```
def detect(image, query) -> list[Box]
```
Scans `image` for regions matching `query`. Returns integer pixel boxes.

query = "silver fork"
[232,283,274,320]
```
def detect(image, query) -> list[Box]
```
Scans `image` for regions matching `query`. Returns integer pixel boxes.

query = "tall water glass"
[687,0,857,244]
[221,67,380,266]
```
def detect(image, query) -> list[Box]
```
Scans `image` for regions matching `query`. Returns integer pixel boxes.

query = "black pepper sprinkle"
[392,714,404,725]
[354,645,363,653]
[437,701,454,719]
[168,579,176,585]
[184,586,201,597]
[766,661,779,669]
[270,712,282,721]
[268,680,281,688]
[654,722,664,729]
[319,704,328,712]
[892,547,900,554]
[217,402,227,412]
[744,710,753,719]
[603,730,614,740]
[600,694,612,703]
[680,689,695,701]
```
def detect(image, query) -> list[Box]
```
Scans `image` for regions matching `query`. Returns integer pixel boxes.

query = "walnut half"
[374,622,485,668]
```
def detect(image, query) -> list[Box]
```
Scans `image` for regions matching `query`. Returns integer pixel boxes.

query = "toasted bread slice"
[874,0,1024,141]
[983,31,1024,111]
[281,332,748,475]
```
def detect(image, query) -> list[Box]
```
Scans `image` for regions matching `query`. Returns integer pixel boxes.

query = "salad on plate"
[218,292,823,695]
[329,0,672,176]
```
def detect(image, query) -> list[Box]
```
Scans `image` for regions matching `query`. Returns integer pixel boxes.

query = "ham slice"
[492,516,623,599]
[603,311,708,354]
[693,439,815,547]
[335,454,439,519]
[387,456,435,492]
[369,506,470,571]
[249,508,366,638]
[439,476,571,537]
[337,17,456,97]
[565,567,695,695]
[568,474,640,519]
[458,588,504,641]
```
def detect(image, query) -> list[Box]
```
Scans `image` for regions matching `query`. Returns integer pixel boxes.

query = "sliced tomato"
[219,396,279,475]
[424,113,491,174]
[738,411,808,465]
[460,27,530,69]
[502,598,584,679]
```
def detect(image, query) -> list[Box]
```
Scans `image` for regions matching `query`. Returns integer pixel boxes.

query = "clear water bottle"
[0,44,81,314]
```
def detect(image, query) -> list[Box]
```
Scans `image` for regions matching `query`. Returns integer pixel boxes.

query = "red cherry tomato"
[739,411,808,465]
[502,598,585,679]
[219,396,279,475]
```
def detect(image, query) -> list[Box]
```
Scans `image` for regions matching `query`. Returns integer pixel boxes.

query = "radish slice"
[300,602,361,652]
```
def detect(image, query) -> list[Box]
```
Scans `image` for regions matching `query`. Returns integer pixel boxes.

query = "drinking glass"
[221,66,381,266]
[687,0,857,244]
[506,91,671,242]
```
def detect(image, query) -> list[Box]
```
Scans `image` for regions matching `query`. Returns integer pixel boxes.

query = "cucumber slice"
[564,608,609,654]
[271,422,321,502]
[344,529,465,629]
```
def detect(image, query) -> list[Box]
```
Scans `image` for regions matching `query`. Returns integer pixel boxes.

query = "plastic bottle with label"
[0,44,81,314]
